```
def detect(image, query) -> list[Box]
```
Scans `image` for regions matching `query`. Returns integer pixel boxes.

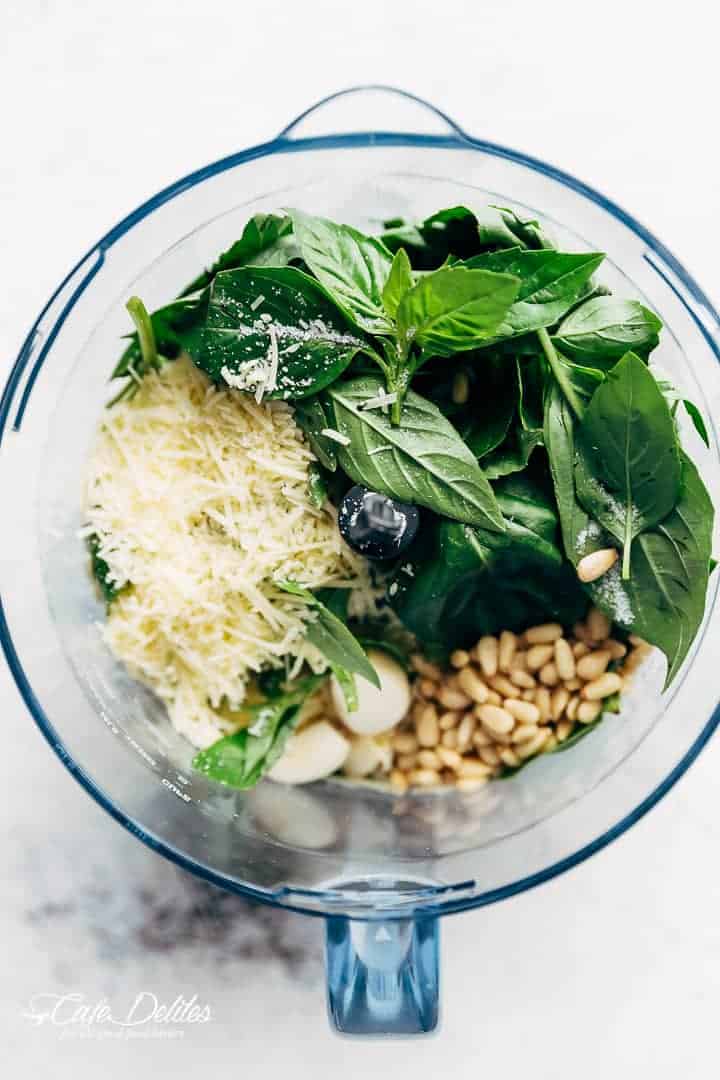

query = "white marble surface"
[2,1,720,1074]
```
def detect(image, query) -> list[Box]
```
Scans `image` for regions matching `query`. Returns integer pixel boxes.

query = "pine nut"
[582,672,623,701]
[487,674,518,698]
[504,699,541,725]
[408,768,441,787]
[605,639,628,661]
[411,654,444,680]
[572,640,590,658]
[437,685,472,710]
[512,723,540,743]
[556,720,574,743]
[534,686,552,722]
[436,746,462,770]
[485,689,503,706]
[475,636,499,678]
[438,710,460,730]
[456,777,488,792]
[450,648,471,669]
[525,622,563,644]
[471,727,491,748]
[396,753,418,770]
[526,644,554,671]
[441,729,459,749]
[622,643,652,676]
[587,607,611,641]
[543,733,558,752]
[498,630,518,673]
[392,733,418,754]
[418,678,437,699]
[566,695,580,721]
[489,729,513,745]
[417,748,441,769]
[458,758,493,779]
[456,713,477,752]
[478,745,501,766]
[554,638,576,681]
[573,620,592,644]
[516,729,550,758]
[456,666,489,704]
[416,704,440,746]
[539,661,559,687]
[389,769,408,793]
[499,747,521,768]
[510,668,536,690]
[576,650,611,681]
[551,686,570,721]
[563,678,582,691]
[629,634,648,647]
[521,688,536,702]
[452,370,470,404]
[577,701,602,724]
[478,704,514,735]
[511,650,528,671]
[576,547,619,583]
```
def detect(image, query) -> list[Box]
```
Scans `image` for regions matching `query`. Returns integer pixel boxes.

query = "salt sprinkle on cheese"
[84,355,372,748]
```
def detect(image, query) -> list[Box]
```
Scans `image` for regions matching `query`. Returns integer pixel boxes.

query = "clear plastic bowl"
[2,86,719,1035]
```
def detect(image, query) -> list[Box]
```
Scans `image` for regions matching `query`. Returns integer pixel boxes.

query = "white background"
[2,1,719,1075]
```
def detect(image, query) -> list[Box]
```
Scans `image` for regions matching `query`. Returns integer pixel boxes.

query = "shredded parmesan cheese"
[320,428,351,446]
[85,355,372,748]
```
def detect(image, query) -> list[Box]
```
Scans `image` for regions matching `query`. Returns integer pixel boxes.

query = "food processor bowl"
[2,86,719,1035]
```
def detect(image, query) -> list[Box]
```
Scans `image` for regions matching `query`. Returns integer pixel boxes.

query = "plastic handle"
[277,85,469,143]
[326,915,440,1035]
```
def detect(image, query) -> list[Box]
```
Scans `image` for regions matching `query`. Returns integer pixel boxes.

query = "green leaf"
[275,581,380,688]
[292,397,338,471]
[574,352,681,577]
[481,355,545,479]
[543,379,591,562]
[307,462,327,508]
[382,247,414,319]
[618,453,714,687]
[682,399,710,448]
[181,266,367,400]
[455,355,517,459]
[389,488,587,655]
[474,205,554,251]
[395,266,521,358]
[552,297,662,363]
[465,249,604,339]
[324,375,505,531]
[192,674,324,790]
[290,209,394,335]
[182,213,297,295]
[330,664,358,712]
[87,534,124,608]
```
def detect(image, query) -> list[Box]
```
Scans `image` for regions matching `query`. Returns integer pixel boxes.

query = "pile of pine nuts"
[386,608,651,794]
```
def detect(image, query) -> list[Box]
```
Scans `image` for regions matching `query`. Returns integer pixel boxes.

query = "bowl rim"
[2,107,720,920]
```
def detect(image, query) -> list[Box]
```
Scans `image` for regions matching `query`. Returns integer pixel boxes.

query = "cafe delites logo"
[22,990,212,1038]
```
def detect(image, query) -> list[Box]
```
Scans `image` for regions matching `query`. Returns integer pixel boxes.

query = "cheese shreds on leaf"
[85,355,372,749]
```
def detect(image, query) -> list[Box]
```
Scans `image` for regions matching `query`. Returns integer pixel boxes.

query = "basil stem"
[537,327,584,421]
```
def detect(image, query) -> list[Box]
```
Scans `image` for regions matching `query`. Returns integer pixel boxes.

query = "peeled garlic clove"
[268,721,349,785]
[331,649,410,736]
[342,735,393,778]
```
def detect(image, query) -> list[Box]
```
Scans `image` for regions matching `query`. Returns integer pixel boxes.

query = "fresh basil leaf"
[682,398,710,448]
[182,213,297,296]
[111,293,202,392]
[543,379,591,561]
[389,508,586,656]
[617,453,714,687]
[181,266,367,400]
[382,247,414,319]
[465,249,604,339]
[552,297,662,364]
[420,206,484,259]
[455,355,517,458]
[395,266,521,359]
[290,209,394,335]
[88,534,124,608]
[552,353,604,409]
[574,352,681,577]
[482,355,545,479]
[192,674,324,790]
[474,205,553,251]
[482,426,544,480]
[331,663,358,712]
[324,375,505,531]
[293,397,338,471]
[275,581,380,688]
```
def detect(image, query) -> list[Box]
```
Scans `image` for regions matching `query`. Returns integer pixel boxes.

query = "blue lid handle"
[326,914,440,1035]
[277,85,469,143]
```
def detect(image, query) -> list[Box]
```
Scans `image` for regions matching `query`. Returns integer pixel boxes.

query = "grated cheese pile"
[84,355,372,749]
